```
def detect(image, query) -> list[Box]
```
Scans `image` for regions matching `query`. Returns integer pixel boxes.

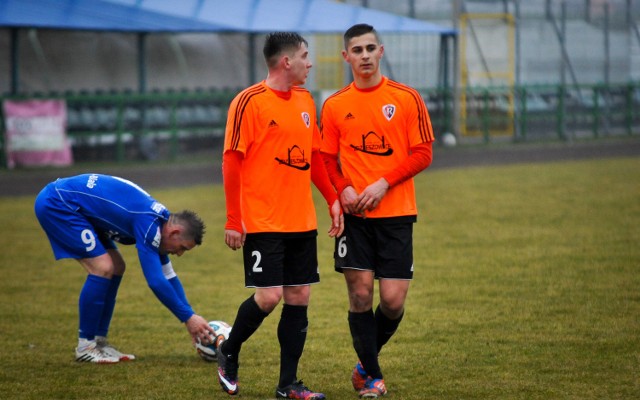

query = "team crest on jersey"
[301,112,310,128]
[382,104,396,121]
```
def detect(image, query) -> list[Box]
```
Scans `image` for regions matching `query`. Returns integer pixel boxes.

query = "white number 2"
[81,229,96,252]
[338,236,348,258]
[251,250,262,273]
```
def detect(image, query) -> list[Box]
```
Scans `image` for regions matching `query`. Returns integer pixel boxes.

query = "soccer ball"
[194,320,232,362]
[441,132,457,147]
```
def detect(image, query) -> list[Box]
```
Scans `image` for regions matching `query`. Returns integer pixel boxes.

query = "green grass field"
[1,157,638,399]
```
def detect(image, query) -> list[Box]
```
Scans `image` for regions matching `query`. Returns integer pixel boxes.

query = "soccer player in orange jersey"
[217,32,343,400]
[320,24,435,398]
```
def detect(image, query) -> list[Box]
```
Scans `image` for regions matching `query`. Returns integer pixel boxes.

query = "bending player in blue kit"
[34,173,215,363]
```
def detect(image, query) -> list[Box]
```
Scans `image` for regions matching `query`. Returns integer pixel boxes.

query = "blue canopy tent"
[0,0,235,32]
[103,0,456,34]
[1,0,457,93]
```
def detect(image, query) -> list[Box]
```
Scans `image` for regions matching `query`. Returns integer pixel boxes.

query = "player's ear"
[171,224,185,238]
[281,54,291,69]
[165,221,184,238]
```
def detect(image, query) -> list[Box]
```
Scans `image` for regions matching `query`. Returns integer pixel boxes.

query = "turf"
[0,157,638,399]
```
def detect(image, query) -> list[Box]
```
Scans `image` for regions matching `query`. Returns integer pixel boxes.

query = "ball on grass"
[194,320,232,362]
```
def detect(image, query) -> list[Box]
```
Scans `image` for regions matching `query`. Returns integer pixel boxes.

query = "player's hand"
[339,186,360,215]
[185,314,216,345]
[328,199,344,238]
[225,228,245,250]
[355,178,389,213]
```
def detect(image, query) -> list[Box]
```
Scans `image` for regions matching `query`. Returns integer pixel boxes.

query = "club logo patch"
[382,104,395,121]
[301,112,310,128]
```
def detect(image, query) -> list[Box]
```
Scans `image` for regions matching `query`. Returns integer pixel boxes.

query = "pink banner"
[3,99,73,169]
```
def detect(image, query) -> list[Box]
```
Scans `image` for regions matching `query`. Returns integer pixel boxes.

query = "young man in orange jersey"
[217,32,343,400]
[320,24,435,398]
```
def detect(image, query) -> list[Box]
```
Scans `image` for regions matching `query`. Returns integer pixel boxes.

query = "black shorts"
[334,214,415,280]
[242,231,319,288]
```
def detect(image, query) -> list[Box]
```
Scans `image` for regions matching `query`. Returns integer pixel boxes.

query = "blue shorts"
[34,183,116,260]
[334,214,415,280]
[242,232,319,288]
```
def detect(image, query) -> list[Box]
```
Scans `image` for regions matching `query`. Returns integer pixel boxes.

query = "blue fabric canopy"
[0,0,456,35]
[0,0,233,32]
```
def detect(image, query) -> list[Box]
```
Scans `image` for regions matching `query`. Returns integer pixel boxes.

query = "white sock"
[77,338,95,351]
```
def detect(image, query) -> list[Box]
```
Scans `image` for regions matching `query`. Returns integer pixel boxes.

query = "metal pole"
[514,0,521,141]
[560,4,566,92]
[249,33,256,85]
[135,32,147,162]
[559,1,567,141]
[439,34,452,134]
[10,28,19,95]
[603,2,610,135]
[452,0,462,138]
[604,2,610,87]
[586,0,591,23]
[137,33,147,94]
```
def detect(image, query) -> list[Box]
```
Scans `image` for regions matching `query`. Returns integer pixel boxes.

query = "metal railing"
[1,82,639,167]
[452,82,640,142]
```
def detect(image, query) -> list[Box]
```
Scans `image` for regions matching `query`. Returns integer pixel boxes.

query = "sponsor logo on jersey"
[274,145,310,170]
[382,104,396,121]
[152,227,161,248]
[350,131,393,156]
[86,174,99,189]
[151,202,166,213]
[301,112,310,128]
[344,112,355,120]
[268,119,279,128]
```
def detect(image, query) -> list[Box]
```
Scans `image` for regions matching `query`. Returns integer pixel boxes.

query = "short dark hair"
[263,32,308,68]
[343,23,380,49]
[171,210,205,245]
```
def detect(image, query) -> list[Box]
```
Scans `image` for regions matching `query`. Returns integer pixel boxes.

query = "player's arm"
[355,142,433,213]
[138,248,195,322]
[311,150,343,237]
[383,142,433,187]
[321,151,360,215]
[222,150,245,250]
[139,249,214,343]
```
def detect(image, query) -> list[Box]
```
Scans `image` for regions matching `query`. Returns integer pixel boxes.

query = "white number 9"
[81,229,96,252]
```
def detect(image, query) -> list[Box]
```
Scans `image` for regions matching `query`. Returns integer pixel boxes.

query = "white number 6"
[251,250,262,272]
[338,236,348,258]
[81,229,96,252]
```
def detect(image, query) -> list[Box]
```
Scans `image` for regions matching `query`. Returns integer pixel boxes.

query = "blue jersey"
[52,174,169,247]
[34,173,195,322]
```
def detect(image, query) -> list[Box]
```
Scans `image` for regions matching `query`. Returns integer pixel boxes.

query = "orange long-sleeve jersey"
[223,80,330,234]
[320,77,435,218]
